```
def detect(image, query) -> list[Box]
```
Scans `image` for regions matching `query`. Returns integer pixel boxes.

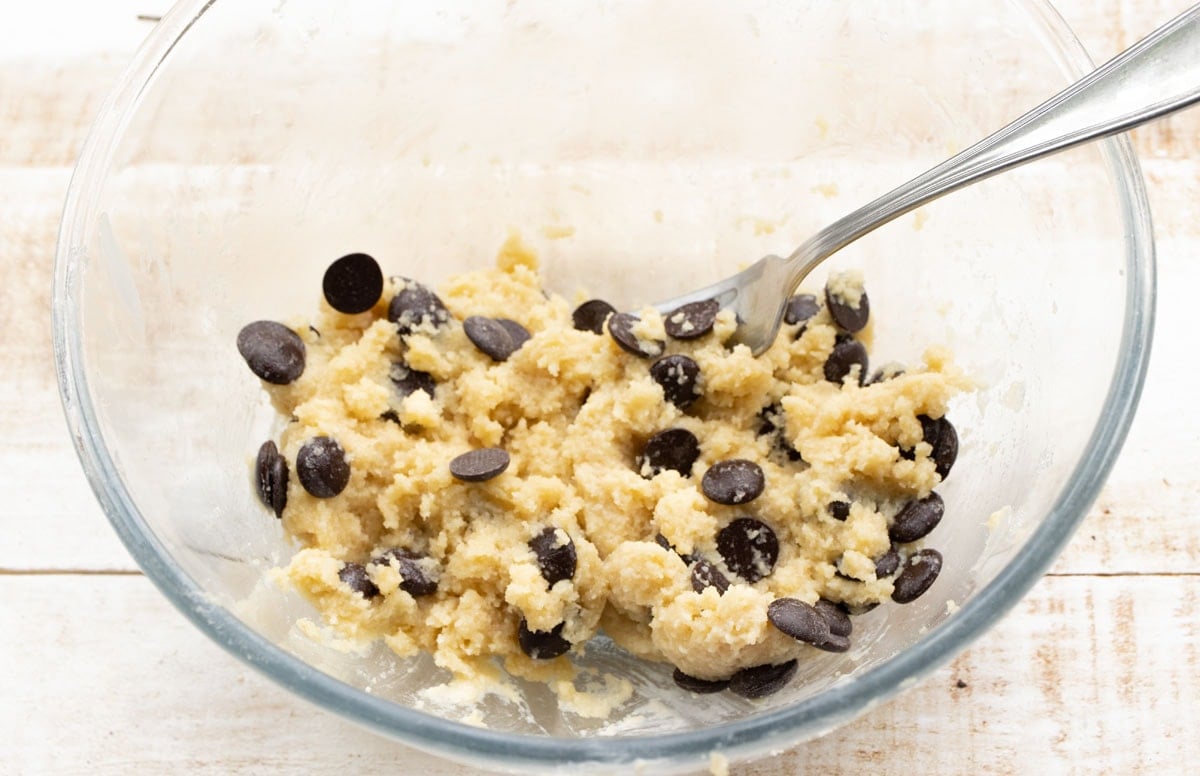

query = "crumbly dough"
[263,234,967,689]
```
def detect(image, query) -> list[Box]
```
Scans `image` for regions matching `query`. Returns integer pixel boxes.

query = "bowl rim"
[51,0,1156,770]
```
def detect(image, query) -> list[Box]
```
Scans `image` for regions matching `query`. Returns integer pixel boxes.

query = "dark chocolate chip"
[784,293,821,328]
[702,459,765,505]
[607,312,665,359]
[372,548,438,597]
[874,547,901,578]
[672,668,729,694]
[654,533,693,564]
[390,362,436,399]
[890,492,945,544]
[517,619,571,660]
[255,440,288,518]
[572,299,616,335]
[758,403,802,462]
[767,598,832,645]
[728,659,798,699]
[380,409,402,425]
[891,549,943,604]
[650,354,702,409]
[824,336,868,385]
[323,252,384,314]
[449,447,510,482]
[690,559,730,595]
[464,316,521,361]
[920,414,959,480]
[497,318,532,351]
[825,278,870,333]
[338,562,380,599]
[529,527,577,587]
[716,517,779,583]
[664,299,720,340]
[813,634,851,653]
[638,428,700,478]
[388,278,450,335]
[237,321,306,385]
[870,363,906,384]
[813,599,853,638]
[296,436,351,498]
[828,501,850,522]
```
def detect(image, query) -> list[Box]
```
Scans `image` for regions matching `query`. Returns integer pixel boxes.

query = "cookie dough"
[244,233,968,697]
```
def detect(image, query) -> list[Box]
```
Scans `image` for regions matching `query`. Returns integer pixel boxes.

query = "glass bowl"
[53,0,1154,772]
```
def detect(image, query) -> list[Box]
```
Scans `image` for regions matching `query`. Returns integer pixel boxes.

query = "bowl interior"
[58,0,1149,771]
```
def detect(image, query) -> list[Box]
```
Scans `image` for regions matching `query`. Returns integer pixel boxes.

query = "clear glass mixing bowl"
[53,0,1154,772]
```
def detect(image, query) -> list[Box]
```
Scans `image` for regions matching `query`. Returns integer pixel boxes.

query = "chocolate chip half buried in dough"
[728,659,798,699]
[767,598,832,646]
[529,527,577,587]
[572,299,616,334]
[828,500,851,522]
[664,298,720,340]
[607,312,665,359]
[824,336,868,385]
[758,403,802,462]
[892,549,943,604]
[322,252,384,314]
[716,517,779,583]
[813,599,853,638]
[702,459,765,505]
[654,533,693,564]
[650,354,702,409]
[517,619,571,660]
[255,440,288,519]
[825,276,870,333]
[464,316,524,361]
[388,278,450,335]
[638,428,700,478]
[874,546,901,578]
[296,436,351,498]
[449,447,510,482]
[372,548,438,597]
[237,321,306,385]
[673,668,729,694]
[920,414,959,480]
[390,362,436,399]
[889,492,945,544]
[338,562,380,600]
[690,559,730,595]
[783,293,820,328]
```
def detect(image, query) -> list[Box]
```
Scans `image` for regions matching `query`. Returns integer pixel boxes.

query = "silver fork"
[654,4,1200,355]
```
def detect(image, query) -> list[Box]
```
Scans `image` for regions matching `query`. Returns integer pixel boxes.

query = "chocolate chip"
[237,321,306,385]
[920,414,959,480]
[890,492,945,543]
[650,354,702,409]
[716,517,779,583]
[255,440,288,518]
[812,633,851,653]
[783,293,820,328]
[497,318,531,351]
[664,299,720,340]
[654,533,693,564]
[870,363,906,384]
[702,459,765,505]
[572,299,616,334]
[464,316,521,361]
[390,362,436,399]
[529,527,577,587]
[891,549,943,604]
[380,409,402,425]
[813,599,853,638]
[449,447,510,482]
[517,619,571,659]
[323,253,384,314]
[758,403,802,462]
[338,562,379,599]
[638,428,700,478]
[824,336,868,385]
[372,548,438,597]
[672,668,729,694]
[767,598,832,645]
[607,312,665,359]
[828,501,850,521]
[690,559,730,595]
[296,436,351,498]
[825,277,870,332]
[874,547,901,578]
[388,278,450,335]
[728,660,798,699]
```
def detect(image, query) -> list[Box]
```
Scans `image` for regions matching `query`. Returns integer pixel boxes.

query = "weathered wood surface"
[2,1,1197,774]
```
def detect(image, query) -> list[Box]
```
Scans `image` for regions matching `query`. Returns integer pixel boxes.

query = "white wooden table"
[3,2,1197,773]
